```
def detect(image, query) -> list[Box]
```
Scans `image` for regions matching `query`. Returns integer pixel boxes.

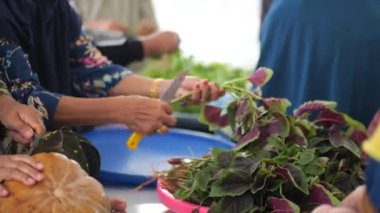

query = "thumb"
[19,110,46,135]
[10,117,34,141]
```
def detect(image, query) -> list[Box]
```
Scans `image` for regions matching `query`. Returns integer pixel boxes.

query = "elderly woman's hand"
[159,77,225,104]
[0,155,44,197]
[112,95,177,135]
[0,95,46,143]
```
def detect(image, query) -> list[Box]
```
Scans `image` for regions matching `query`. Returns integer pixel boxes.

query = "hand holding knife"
[126,70,188,150]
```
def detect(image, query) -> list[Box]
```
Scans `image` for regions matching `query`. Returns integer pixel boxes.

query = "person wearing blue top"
[258,0,380,125]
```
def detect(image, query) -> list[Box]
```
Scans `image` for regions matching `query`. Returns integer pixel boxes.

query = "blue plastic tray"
[81,125,235,186]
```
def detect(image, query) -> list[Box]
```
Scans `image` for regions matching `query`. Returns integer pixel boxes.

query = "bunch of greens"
[139,51,251,113]
[158,68,367,213]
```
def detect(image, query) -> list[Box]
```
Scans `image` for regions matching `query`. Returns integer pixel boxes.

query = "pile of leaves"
[139,51,251,114]
[158,68,368,212]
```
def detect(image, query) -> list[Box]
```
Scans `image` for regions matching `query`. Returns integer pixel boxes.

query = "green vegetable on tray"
[156,67,367,213]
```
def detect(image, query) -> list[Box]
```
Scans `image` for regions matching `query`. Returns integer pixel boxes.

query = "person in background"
[70,0,180,66]
[0,81,45,197]
[257,0,380,126]
[75,0,159,36]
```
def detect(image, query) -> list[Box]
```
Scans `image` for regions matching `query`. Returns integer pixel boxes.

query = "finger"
[340,186,365,210]
[8,117,34,142]
[110,197,127,213]
[311,205,333,213]
[19,108,46,135]
[161,102,173,115]
[209,82,219,101]
[0,184,9,197]
[11,155,44,171]
[9,131,31,144]
[200,80,210,103]
[3,168,35,186]
[191,83,201,102]
[162,114,177,127]
[157,125,169,134]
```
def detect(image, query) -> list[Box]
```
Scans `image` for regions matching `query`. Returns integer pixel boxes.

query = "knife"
[28,133,42,155]
[126,70,188,150]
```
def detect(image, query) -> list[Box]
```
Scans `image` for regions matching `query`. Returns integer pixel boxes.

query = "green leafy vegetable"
[157,67,366,212]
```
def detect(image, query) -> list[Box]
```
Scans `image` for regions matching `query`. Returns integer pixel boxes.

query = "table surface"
[105,186,172,213]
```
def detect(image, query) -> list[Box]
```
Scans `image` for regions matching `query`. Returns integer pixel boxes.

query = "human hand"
[112,96,176,135]
[137,19,158,36]
[0,155,44,197]
[140,31,180,57]
[159,77,225,104]
[0,95,45,143]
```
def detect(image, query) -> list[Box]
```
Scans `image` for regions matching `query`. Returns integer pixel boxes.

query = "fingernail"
[37,163,44,169]
[36,174,44,181]
[0,190,8,196]
[27,178,35,185]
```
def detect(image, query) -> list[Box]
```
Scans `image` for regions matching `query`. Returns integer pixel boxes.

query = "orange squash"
[0,153,111,213]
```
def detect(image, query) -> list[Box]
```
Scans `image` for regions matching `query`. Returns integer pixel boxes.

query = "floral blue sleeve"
[0,38,61,128]
[69,33,132,97]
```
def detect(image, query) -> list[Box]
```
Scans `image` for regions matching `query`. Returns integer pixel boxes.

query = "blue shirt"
[258,0,380,125]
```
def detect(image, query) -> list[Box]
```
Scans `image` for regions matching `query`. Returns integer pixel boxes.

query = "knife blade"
[28,133,42,155]
[126,70,188,150]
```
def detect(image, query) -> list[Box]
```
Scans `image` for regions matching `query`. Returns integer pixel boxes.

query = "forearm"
[54,96,120,126]
[108,74,171,97]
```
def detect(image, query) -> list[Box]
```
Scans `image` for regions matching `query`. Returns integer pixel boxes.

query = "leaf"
[233,157,260,175]
[237,126,260,148]
[347,128,367,147]
[314,109,346,127]
[216,150,235,168]
[294,100,337,118]
[248,67,273,87]
[210,169,252,197]
[329,132,361,158]
[262,98,291,113]
[250,171,268,194]
[268,197,300,213]
[305,160,325,176]
[216,192,254,213]
[298,149,315,166]
[283,164,309,195]
[195,166,213,192]
[200,105,230,129]
[305,183,341,206]
[287,126,307,146]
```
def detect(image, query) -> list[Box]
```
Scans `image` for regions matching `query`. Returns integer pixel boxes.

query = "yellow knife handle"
[126,132,143,150]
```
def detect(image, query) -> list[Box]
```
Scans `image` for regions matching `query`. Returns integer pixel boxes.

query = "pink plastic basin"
[157,181,209,213]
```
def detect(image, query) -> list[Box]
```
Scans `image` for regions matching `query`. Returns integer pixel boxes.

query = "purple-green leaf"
[216,193,254,213]
[237,125,260,148]
[248,67,273,86]
[210,169,252,197]
[329,132,361,158]
[201,105,230,128]
[233,157,260,175]
[315,109,346,127]
[268,197,300,213]
[306,184,340,206]
[279,164,309,195]
[262,98,291,113]
[294,101,337,118]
